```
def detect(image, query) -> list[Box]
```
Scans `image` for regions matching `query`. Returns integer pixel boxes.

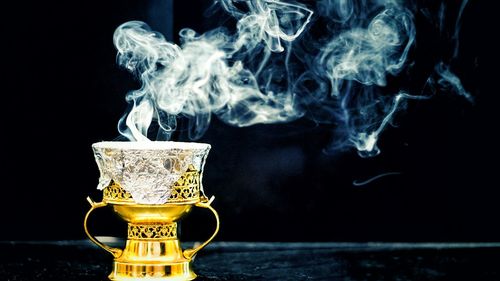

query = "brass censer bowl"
[84,141,219,280]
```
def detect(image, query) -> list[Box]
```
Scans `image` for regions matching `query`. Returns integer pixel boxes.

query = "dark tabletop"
[1,241,499,281]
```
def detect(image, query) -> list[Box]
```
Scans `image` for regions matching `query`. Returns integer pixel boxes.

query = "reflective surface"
[112,204,193,223]
[84,199,219,280]
[1,241,500,281]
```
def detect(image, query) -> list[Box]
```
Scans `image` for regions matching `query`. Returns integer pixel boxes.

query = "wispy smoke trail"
[434,62,472,102]
[113,0,471,156]
[114,1,313,141]
[313,3,418,156]
[352,171,401,187]
[419,0,472,108]
[453,0,469,59]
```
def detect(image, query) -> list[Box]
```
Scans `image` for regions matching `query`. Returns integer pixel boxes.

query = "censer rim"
[92,141,211,150]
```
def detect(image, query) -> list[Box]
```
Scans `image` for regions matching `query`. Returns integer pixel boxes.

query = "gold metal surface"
[128,222,177,240]
[84,197,123,258]
[103,182,134,203]
[84,167,219,280]
[103,165,201,205]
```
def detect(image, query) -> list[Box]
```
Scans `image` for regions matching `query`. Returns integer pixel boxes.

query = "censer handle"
[83,197,123,258]
[183,196,220,260]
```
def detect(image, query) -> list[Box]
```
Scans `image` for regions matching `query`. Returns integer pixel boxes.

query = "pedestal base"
[84,196,220,281]
[109,260,196,281]
[108,222,197,281]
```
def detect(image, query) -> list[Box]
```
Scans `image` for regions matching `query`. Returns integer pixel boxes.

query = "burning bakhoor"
[84,141,219,280]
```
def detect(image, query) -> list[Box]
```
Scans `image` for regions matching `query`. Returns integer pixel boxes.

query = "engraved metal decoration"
[103,165,201,204]
[103,182,134,203]
[128,223,177,240]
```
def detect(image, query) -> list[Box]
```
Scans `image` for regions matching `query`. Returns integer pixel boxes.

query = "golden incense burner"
[84,141,219,280]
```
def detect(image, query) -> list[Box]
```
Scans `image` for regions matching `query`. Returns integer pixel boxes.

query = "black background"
[2,0,496,242]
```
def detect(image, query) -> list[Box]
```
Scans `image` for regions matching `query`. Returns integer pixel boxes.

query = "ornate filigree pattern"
[168,165,200,203]
[128,222,177,240]
[103,165,200,203]
[103,181,134,203]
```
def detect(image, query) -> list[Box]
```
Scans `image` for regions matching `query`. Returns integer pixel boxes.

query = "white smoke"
[434,62,472,102]
[113,0,471,157]
[114,1,313,141]
[319,7,414,91]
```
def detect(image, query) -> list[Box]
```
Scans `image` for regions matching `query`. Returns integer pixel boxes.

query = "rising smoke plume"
[113,0,471,157]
